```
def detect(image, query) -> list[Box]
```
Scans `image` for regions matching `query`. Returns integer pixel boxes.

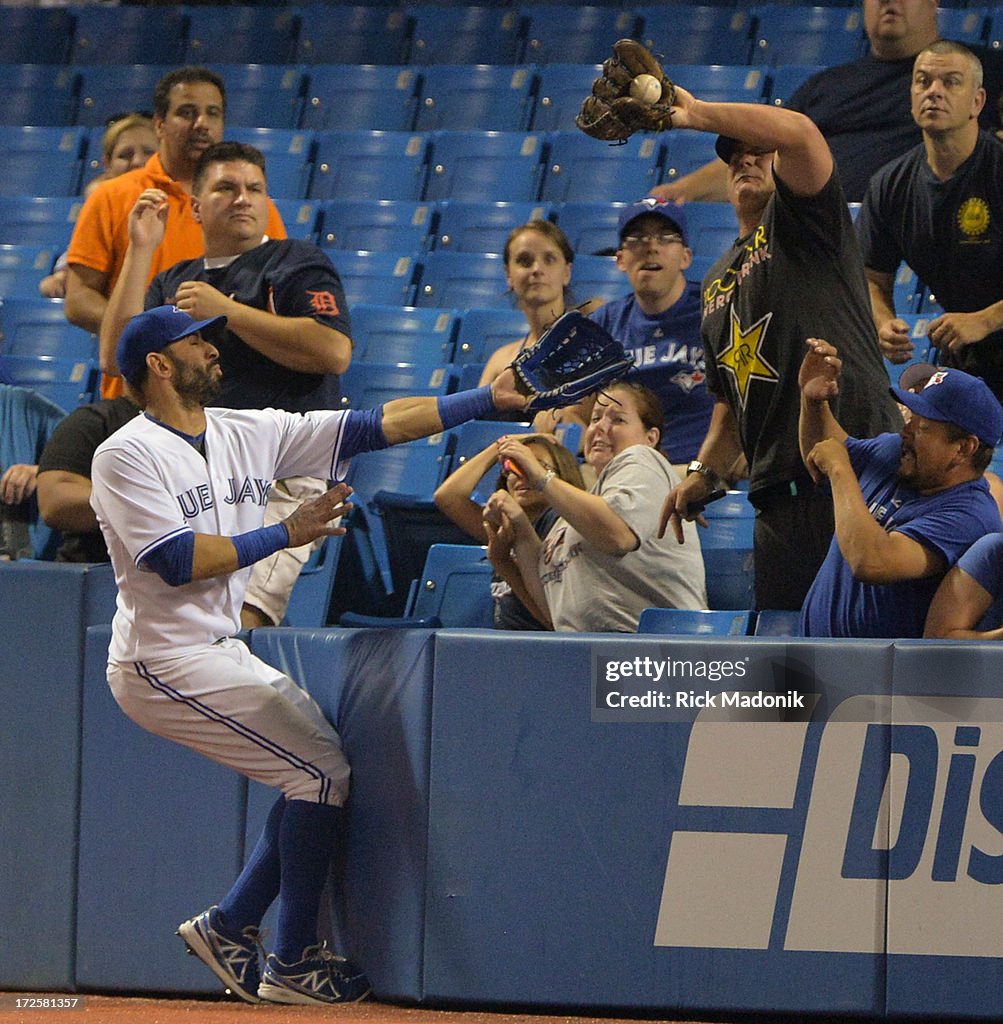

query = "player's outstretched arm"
[154,484,354,585]
[380,368,529,446]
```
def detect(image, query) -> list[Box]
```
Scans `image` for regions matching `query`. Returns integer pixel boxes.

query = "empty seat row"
[9,4,978,71]
[0,193,739,261]
[0,127,726,202]
[2,60,816,131]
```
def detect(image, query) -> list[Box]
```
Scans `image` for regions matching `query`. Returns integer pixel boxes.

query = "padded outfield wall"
[1,559,1000,1017]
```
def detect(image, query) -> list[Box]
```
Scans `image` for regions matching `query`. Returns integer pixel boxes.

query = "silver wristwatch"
[686,460,722,488]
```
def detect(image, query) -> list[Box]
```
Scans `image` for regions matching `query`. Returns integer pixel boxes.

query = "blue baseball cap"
[891,368,1003,447]
[617,196,687,243]
[116,305,226,386]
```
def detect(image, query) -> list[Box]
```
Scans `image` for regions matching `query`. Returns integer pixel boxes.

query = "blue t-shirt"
[955,531,1003,632]
[591,281,712,463]
[801,433,1001,638]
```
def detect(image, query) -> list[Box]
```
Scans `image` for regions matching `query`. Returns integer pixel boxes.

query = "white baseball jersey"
[91,407,353,662]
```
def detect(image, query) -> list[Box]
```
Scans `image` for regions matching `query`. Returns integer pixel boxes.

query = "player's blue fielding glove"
[509,310,634,411]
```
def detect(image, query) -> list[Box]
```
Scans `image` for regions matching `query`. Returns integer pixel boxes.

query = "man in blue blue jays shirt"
[590,197,713,465]
[799,337,1003,637]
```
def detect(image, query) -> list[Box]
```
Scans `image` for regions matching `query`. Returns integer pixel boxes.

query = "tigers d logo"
[957,197,990,239]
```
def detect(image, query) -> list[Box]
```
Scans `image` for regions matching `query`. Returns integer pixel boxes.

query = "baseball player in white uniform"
[90,305,530,1005]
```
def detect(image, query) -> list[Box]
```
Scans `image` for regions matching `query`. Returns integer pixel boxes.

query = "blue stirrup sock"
[217,794,286,936]
[273,800,342,963]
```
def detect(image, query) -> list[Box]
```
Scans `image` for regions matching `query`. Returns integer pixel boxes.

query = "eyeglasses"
[621,232,684,250]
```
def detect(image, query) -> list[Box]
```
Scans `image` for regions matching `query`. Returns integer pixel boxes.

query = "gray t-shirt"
[538,444,706,632]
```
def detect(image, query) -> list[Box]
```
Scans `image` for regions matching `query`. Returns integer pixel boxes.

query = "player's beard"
[168,357,222,408]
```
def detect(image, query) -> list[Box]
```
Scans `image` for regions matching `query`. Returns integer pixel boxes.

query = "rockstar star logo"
[717,308,779,408]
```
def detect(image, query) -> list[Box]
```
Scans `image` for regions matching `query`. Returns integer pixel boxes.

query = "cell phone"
[503,458,524,478]
[688,488,727,514]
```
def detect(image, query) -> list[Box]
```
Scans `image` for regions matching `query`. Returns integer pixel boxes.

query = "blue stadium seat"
[753,608,802,637]
[432,200,551,253]
[204,66,306,130]
[415,251,512,309]
[185,7,300,65]
[701,488,756,521]
[636,6,754,65]
[939,8,990,45]
[988,10,1003,49]
[318,200,435,252]
[223,128,314,198]
[684,202,739,261]
[75,66,172,128]
[407,7,525,65]
[660,134,720,186]
[893,262,925,315]
[294,6,412,65]
[636,608,753,635]
[0,197,82,249]
[271,199,321,242]
[531,64,602,132]
[0,355,98,411]
[414,66,537,132]
[552,200,629,256]
[335,434,455,615]
[569,254,627,304]
[70,6,187,66]
[308,131,430,201]
[0,66,79,128]
[522,7,641,65]
[324,251,420,307]
[766,64,825,107]
[301,66,420,131]
[664,64,768,104]
[406,544,495,626]
[0,8,74,65]
[423,131,545,202]
[350,304,458,364]
[283,535,344,628]
[0,244,61,297]
[0,298,95,360]
[339,361,455,410]
[700,516,755,611]
[0,128,86,199]
[749,6,866,66]
[452,307,530,365]
[541,132,663,203]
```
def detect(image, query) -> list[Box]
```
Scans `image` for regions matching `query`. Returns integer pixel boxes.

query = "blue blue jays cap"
[891,367,1003,447]
[116,305,226,386]
[617,196,687,243]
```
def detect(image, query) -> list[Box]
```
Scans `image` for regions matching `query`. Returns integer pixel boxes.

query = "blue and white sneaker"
[258,944,371,1005]
[176,906,262,1004]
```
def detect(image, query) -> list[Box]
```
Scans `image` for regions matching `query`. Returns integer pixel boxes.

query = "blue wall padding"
[423,633,894,1016]
[0,561,89,989]
[883,641,1003,1021]
[249,627,435,1002]
[75,626,247,993]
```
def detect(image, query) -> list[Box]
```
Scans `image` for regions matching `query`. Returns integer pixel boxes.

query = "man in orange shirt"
[65,66,286,396]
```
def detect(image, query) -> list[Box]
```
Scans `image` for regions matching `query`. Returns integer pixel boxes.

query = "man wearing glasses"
[658,91,900,611]
[590,198,711,467]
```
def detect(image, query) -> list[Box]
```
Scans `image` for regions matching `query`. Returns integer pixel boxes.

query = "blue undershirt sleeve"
[142,531,196,587]
[340,406,390,458]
